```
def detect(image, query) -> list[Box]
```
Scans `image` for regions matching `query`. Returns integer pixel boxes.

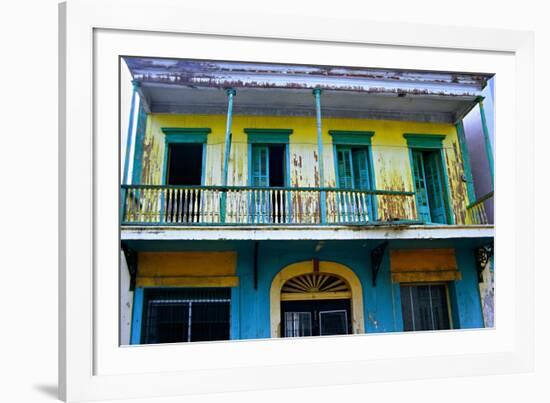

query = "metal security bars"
[142,288,231,344]
[400,284,450,332]
[121,184,415,226]
[284,312,313,337]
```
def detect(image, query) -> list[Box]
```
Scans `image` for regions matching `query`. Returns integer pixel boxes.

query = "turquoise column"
[313,88,326,223]
[478,98,494,187]
[123,80,139,185]
[130,287,144,344]
[221,88,236,223]
[120,187,127,223]
[455,120,476,202]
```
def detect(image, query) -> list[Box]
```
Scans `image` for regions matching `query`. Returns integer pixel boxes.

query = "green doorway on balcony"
[404,133,453,225]
[167,143,203,186]
[411,150,448,224]
[245,128,293,224]
[250,144,286,188]
[250,144,287,223]
[335,146,375,222]
[329,130,376,223]
[165,142,204,223]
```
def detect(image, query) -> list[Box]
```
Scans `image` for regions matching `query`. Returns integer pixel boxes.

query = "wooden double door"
[411,149,448,224]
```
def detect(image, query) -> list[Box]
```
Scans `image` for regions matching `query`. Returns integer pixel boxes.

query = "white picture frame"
[59,0,534,401]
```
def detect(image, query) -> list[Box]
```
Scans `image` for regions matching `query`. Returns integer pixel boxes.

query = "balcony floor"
[120,223,494,241]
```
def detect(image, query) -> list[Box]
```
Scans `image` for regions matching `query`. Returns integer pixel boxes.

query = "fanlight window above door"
[281,273,351,301]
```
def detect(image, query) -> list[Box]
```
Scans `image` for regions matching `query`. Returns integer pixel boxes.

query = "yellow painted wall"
[140,114,470,223]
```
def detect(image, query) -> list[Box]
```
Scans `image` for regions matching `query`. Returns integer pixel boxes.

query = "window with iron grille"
[400,284,451,331]
[141,288,231,344]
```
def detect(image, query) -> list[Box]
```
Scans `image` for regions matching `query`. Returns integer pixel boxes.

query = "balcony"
[120,185,417,226]
[466,191,494,225]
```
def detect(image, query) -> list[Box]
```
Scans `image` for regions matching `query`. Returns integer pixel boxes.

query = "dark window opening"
[400,284,450,331]
[281,299,351,337]
[268,145,285,187]
[166,143,204,222]
[142,288,230,344]
[167,143,203,185]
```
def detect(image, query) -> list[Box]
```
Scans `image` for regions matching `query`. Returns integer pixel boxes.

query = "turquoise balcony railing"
[120,185,417,226]
[466,191,494,225]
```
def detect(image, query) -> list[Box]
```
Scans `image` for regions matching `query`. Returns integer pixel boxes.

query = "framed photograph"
[59,0,534,401]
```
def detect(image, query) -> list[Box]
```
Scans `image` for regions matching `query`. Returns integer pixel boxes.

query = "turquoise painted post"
[313,88,327,223]
[120,187,127,223]
[455,120,476,202]
[221,88,236,223]
[130,287,144,344]
[123,80,139,185]
[478,99,494,187]
[230,286,240,340]
[131,105,147,185]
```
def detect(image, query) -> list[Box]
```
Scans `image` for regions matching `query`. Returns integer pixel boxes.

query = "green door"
[424,152,447,224]
[352,148,374,219]
[251,145,269,187]
[250,145,269,222]
[336,148,353,189]
[411,150,431,222]
[411,150,447,224]
[336,146,373,222]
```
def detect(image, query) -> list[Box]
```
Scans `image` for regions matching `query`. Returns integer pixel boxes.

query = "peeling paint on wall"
[140,117,164,185]
[137,114,468,223]
[373,148,416,221]
[119,251,134,345]
[479,257,494,327]
[444,135,470,225]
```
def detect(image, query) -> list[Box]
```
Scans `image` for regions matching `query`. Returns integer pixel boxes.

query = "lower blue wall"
[450,248,484,329]
[128,239,486,343]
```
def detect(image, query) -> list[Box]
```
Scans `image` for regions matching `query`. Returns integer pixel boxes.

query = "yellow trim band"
[281,291,352,301]
[136,276,239,287]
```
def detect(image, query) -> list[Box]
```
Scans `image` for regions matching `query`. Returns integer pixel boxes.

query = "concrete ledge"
[120,224,495,241]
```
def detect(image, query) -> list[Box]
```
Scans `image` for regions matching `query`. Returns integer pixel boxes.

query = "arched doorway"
[270,260,364,338]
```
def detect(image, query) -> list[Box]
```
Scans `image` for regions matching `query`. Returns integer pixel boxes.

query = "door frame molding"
[269,260,365,337]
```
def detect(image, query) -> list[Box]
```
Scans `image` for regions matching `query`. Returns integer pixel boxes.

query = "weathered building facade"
[120,58,494,345]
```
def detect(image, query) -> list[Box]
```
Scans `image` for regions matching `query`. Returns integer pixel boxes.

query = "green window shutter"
[250,145,269,223]
[251,145,269,187]
[412,151,431,223]
[336,147,354,189]
[351,148,374,220]
[352,148,370,190]
[424,152,447,224]
[336,146,375,222]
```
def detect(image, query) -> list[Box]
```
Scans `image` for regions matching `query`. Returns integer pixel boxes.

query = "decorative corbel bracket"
[475,242,494,283]
[371,241,388,287]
